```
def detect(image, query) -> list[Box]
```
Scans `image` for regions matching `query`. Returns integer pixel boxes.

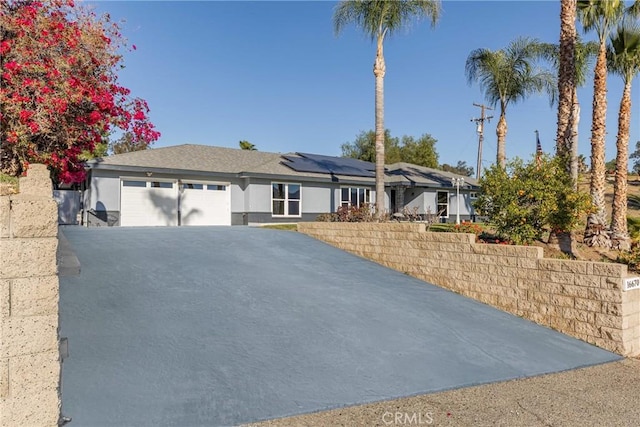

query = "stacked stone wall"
[0,165,61,426]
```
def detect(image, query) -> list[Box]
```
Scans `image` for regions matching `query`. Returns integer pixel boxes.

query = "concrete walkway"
[59,227,620,427]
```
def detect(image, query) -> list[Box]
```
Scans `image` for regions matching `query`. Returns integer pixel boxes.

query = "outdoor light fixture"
[451,177,464,225]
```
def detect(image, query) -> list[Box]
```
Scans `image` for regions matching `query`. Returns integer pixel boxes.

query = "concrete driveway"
[59,227,620,427]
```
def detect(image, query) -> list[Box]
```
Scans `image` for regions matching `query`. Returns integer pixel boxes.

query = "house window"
[340,187,371,208]
[470,192,478,199]
[207,185,226,191]
[272,183,301,217]
[437,191,449,217]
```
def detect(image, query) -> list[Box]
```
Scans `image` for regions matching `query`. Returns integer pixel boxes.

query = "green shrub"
[474,155,590,245]
[617,243,640,272]
[628,217,640,240]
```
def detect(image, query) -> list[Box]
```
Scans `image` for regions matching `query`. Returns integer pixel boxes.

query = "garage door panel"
[181,182,230,226]
[120,180,178,227]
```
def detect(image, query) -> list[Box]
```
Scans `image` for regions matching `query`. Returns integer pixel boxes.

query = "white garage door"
[180,182,231,226]
[120,179,178,227]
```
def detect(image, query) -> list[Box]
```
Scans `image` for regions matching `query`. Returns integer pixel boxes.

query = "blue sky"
[92,0,639,172]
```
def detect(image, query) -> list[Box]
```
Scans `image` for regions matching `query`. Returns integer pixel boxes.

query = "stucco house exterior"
[82,144,478,227]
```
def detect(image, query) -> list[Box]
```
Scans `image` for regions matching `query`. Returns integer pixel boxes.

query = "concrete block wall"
[0,165,61,426]
[298,222,640,357]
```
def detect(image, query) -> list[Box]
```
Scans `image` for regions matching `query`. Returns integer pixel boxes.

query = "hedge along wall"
[298,222,640,357]
[0,164,61,426]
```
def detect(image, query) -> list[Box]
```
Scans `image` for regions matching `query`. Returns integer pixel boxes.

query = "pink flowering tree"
[0,0,160,183]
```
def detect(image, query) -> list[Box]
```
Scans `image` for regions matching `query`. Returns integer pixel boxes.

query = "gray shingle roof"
[89,144,375,183]
[89,144,473,187]
[90,144,285,174]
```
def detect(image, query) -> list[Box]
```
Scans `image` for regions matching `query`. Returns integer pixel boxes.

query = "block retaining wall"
[298,222,640,357]
[0,165,61,426]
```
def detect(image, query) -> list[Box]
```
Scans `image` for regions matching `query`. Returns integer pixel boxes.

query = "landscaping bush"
[474,155,590,245]
[316,203,374,222]
[316,213,337,222]
[451,221,483,236]
[336,203,374,222]
[617,243,640,272]
[628,217,640,240]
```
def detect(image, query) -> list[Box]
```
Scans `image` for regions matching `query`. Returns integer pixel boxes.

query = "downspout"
[177,179,182,226]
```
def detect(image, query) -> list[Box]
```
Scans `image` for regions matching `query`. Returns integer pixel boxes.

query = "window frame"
[271,182,302,218]
[339,186,372,209]
[436,190,449,218]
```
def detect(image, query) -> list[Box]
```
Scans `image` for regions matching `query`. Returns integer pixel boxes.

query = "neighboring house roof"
[386,162,479,189]
[88,144,474,188]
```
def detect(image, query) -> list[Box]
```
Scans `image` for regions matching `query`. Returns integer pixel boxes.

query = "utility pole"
[471,103,493,180]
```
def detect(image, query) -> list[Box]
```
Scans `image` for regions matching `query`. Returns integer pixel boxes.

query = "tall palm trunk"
[495,108,507,168]
[557,0,577,170]
[584,42,610,247]
[548,0,579,257]
[610,80,633,250]
[549,87,582,256]
[374,36,386,219]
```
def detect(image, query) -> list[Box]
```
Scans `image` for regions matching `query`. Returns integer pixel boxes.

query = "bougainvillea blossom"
[0,0,160,183]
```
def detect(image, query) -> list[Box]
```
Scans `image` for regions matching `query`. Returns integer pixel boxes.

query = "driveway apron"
[59,227,620,426]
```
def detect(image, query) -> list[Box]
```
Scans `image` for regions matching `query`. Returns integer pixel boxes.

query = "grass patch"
[0,173,19,186]
[261,223,298,231]
[427,223,455,232]
[0,173,19,194]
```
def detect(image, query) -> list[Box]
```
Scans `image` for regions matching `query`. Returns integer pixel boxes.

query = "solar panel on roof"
[297,153,375,170]
[282,153,375,177]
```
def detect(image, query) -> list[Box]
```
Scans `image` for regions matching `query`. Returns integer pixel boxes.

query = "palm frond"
[578,0,626,41]
[333,0,441,40]
[607,20,640,83]
[465,37,557,111]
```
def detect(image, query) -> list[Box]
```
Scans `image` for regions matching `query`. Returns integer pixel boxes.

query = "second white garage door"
[180,182,231,226]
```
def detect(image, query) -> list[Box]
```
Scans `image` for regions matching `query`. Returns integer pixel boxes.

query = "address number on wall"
[624,277,640,291]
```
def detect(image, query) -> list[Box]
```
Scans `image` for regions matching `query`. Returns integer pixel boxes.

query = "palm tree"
[577,0,626,247]
[540,37,598,186]
[333,0,441,219]
[608,21,640,251]
[465,37,557,169]
[556,0,578,174]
